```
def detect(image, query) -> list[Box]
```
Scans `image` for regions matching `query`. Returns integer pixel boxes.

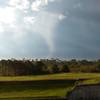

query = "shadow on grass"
[0,97,67,100]
[0,80,76,99]
[0,79,76,90]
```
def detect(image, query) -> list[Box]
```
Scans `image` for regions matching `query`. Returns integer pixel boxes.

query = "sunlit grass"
[0,73,100,81]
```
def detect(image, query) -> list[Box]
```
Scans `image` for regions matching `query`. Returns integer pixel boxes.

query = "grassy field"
[0,80,74,98]
[0,73,100,81]
[0,73,99,99]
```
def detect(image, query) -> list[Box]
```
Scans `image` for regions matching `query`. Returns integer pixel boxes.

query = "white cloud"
[31,0,42,11]
[44,0,48,5]
[0,7,16,24]
[0,6,17,34]
[31,0,48,12]
[49,0,62,3]
[0,23,4,32]
[58,14,66,20]
[24,16,36,24]
[9,0,30,10]
[0,0,60,57]
[30,11,59,53]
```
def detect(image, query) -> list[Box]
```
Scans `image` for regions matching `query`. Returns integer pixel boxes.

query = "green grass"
[0,73,99,81]
[0,73,99,99]
[79,78,100,85]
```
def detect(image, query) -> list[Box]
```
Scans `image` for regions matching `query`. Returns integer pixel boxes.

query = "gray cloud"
[53,0,100,59]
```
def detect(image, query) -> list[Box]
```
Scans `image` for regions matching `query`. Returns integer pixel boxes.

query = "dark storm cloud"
[52,0,100,59]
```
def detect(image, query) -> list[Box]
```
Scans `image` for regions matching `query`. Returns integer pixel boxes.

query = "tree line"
[0,59,100,76]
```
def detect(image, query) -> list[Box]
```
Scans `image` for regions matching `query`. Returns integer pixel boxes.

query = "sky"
[0,0,100,59]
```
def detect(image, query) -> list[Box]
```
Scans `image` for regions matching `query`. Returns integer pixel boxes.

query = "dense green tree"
[61,64,69,72]
[0,59,99,76]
